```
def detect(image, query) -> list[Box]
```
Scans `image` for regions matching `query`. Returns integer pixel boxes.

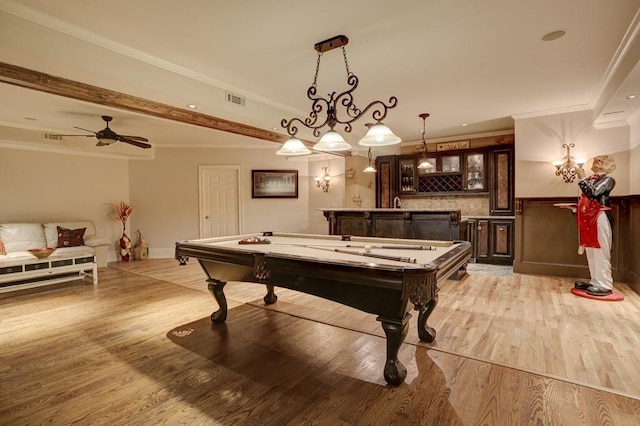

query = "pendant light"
[276,137,312,156]
[363,147,377,173]
[358,122,401,147]
[417,113,435,170]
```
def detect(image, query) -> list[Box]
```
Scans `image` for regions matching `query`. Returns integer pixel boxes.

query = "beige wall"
[4,109,636,262]
[344,155,376,210]
[129,147,315,257]
[515,110,632,197]
[307,157,345,234]
[0,147,129,259]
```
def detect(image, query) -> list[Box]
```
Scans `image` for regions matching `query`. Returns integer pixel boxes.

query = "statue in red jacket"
[574,155,616,296]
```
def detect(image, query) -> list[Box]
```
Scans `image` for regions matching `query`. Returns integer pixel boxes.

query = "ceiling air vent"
[44,133,63,141]
[226,91,246,106]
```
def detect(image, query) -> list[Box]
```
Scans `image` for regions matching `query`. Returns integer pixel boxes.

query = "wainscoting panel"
[629,197,640,292]
[514,197,629,283]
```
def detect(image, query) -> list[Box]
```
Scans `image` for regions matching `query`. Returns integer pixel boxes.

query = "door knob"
[205,215,211,219]
[477,225,482,230]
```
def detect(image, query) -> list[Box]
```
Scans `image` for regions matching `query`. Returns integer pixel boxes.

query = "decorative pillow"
[57,226,86,248]
[0,238,5,255]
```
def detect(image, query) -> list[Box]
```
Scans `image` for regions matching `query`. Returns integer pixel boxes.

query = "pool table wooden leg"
[207,279,227,323]
[264,284,278,305]
[379,315,410,386]
[417,293,438,342]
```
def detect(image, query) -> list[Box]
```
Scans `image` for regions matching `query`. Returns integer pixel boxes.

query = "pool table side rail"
[174,238,470,297]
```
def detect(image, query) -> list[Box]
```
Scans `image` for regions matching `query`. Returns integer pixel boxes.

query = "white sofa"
[0,220,110,292]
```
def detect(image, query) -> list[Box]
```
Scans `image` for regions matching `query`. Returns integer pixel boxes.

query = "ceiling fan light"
[358,122,401,146]
[97,136,117,145]
[276,138,312,156]
[313,130,352,151]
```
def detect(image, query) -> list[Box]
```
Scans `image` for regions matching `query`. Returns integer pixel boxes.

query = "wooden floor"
[1,260,639,425]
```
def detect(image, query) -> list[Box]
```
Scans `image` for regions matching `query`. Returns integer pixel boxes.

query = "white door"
[199,165,242,238]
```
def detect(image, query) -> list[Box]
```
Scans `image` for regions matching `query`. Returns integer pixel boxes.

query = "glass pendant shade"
[276,137,311,156]
[358,122,401,146]
[313,130,352,151]
[417,158,435,170]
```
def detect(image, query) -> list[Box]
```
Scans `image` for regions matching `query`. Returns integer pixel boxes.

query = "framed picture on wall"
[251,170,298,198]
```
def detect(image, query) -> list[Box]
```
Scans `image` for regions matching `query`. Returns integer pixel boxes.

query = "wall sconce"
[553,143,586,183]
[315,166,331,192]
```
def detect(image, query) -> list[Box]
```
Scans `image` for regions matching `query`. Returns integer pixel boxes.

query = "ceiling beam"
[0,62,349,157]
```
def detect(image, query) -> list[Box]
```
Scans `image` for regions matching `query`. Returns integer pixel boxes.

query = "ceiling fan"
[57,115,151,149]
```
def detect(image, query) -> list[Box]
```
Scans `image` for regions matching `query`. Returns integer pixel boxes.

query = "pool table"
[175,232,471,386]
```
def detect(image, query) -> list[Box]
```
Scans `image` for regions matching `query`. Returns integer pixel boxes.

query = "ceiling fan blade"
[118,136,152,149]
[73,126,98,134]
[55,134,95,137]
[119,135,149,142]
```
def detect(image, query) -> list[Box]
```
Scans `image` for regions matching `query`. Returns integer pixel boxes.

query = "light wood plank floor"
[1,261,639,425]
[113,258,640,399]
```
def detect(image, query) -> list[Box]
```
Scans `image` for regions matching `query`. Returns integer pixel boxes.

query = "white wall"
[515,110,631,197]
[129,147,314,257]
[0,147,130,258]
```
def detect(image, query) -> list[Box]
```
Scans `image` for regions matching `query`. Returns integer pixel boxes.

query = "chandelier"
[278,35,400,155]
[553,143,586,183]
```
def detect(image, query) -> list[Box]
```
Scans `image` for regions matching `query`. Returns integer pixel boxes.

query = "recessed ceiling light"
[461,123,468,127]
[542,30,566,42]
[187,104,197,109]
[626,94,639,99]
[272,127,278,130]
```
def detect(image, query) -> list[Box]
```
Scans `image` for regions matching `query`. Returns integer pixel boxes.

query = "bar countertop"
[317,208,460,212]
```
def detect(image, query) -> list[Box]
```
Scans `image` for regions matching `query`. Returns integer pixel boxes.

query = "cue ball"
[364,245,372,253]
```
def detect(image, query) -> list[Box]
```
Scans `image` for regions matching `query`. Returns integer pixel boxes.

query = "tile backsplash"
[402,195,489,216]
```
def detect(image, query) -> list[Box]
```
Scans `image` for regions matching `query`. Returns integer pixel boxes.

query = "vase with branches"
[112,201,134,262]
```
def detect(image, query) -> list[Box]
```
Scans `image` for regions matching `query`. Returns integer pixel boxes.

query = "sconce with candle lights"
[315,166,331,192]
[553,143,586,183]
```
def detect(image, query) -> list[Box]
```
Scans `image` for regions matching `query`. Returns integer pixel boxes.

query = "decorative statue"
[133,229,149,260]
[573,155,616,296]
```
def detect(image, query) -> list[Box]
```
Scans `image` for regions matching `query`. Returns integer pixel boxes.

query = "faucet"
[393,196,402,209]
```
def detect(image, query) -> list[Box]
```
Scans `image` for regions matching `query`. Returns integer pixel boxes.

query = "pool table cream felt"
[189,233,457,268]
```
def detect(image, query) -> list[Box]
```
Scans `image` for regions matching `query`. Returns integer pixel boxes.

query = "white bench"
[0,249,97,293]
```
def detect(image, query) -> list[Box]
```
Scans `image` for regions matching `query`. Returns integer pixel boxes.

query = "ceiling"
[1,0,640,158]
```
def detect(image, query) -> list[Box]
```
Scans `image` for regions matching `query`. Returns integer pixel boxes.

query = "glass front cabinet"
[398,157,416,193]
[464,152,486,191]
[396,151,488,195]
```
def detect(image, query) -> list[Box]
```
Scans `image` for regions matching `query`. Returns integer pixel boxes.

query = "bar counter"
[319,208,467,240]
